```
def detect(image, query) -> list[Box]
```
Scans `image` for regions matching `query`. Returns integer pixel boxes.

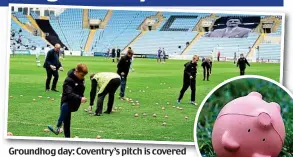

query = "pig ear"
[252,153,271,157]
[222,131,240,152]
[269,102,281,113]
[248,92,262,99]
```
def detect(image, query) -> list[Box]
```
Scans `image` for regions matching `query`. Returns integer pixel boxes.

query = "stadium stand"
[88,9,108,20]
[12,12,30,24]
[30,12,40,19]
[158,12,210,31]
[131,31,198,54]
[257,43,281,60]
[91,10,157,52]
[10,19,47,50]
[187,33,259,57]
[49,15,70,48]
[50,9,90,50]
[9,8,282,61]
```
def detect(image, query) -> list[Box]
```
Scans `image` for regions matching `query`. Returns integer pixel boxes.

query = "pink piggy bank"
[212,92,285,157]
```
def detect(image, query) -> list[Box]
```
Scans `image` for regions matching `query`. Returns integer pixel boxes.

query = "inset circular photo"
[194,75,293,157]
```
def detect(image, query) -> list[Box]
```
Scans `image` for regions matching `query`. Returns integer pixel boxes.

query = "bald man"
[43,44,64,92]
[48,63,88,138]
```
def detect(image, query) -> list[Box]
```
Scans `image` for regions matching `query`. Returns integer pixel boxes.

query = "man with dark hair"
[117,49,134,99]
[111,48,116,63]
[85,72,121,116]
[177,55,199,105]
[205,17,251,38]
[43,43,64,92]
[48,63,88,138]
[237,53,251,75]
[116,47,121,62]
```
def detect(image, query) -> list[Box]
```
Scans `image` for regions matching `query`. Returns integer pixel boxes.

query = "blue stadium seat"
[91,10,156,52]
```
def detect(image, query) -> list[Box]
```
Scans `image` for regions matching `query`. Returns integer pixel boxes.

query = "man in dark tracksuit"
[117,49,134,99]
[237,54,250,75]
[177,55,199,105]
[43,44,63,92]
[111,48,116,63]
[85,72,121,116]
[48,64,88,138]
[116,47,121,62]
[201,57,212,81]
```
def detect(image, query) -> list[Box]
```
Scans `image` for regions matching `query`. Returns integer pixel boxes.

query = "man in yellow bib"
[86,72,121,116]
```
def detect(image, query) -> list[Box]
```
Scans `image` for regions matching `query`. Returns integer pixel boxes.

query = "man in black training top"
[43,43,64,92]
[237,53,250,75]
[201,57,212,81]
[116,47,121,62]
[48,63,88,138]
[117,49,134,99]
[177,55,199,105]
[111,47,116,63]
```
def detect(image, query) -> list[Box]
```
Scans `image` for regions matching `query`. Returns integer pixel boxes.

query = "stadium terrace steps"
[85,29,97,52]
[82,9,89,29]
[182,32,204,55]
[122,31,147,53]
[27,15,46,37]
[11,14,32,33]
[99,10,113,29]
[247,33,264,58]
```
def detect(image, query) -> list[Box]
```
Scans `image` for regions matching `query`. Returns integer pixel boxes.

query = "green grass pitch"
[7,55,280,142]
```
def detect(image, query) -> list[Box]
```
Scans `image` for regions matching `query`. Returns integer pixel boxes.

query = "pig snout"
[222,131,240,152]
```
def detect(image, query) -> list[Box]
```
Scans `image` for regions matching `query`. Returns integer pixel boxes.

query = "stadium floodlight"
[47,0,58,2]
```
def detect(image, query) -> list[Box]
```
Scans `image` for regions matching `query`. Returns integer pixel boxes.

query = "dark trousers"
[56,103,71,138]
[178,79,196,102]
[96,78,121,114]
[210,62,212,74]
[157,56,161,62]
[119,76,127,98]
[240,68,246,75]
[46,68,59,90]
[217,56,220,61]
[203,67,210,81]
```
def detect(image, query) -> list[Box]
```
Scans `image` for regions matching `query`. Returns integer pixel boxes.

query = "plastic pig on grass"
[212,92,285,157]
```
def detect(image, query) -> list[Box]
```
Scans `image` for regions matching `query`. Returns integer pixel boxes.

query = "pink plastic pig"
[212,92,285,157]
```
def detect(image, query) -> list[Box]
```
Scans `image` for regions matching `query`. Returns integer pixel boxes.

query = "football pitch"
[7,55,280,142]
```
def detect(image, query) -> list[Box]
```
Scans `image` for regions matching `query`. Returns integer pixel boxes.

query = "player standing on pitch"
[177,55,199,105]
[237,53,250,75]
[85,72,121,116]
[201,57,212,81]
[111,47,116,63]
[43,43,64,92]
[117,49,133,100]
[48,64,88,138]
[116,47,121,62]
[234,52,237,64]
